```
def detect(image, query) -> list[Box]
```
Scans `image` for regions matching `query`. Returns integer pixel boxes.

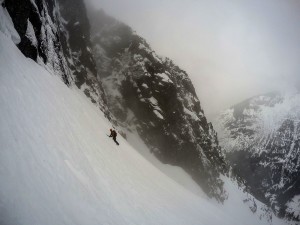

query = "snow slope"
[0,30,221,225]
[0,19,288,225]
[126,131,207,198]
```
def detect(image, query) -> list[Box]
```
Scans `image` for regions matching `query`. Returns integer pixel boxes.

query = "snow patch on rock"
[286,195,300,219]
[26,19,38,47]
[156,72,173,84]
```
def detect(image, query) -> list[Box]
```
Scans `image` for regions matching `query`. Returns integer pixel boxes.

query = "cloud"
[87,0,300,119]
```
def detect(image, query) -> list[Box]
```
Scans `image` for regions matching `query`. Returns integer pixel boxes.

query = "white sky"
[87,0,300,119]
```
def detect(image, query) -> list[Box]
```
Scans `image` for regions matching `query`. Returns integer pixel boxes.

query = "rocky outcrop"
[90,10,228,201]
[3,0,108,114]
[3,0,72,84]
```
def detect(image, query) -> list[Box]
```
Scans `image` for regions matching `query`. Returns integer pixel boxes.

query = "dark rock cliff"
[3,0,108,114]
[90,10,228,201]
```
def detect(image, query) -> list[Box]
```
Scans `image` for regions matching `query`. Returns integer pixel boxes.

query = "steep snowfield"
[0,21,287,225]
[126,132,207,198]
[0,31,222,225]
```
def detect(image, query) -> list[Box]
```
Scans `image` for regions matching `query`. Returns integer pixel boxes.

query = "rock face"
[216,92,300,220]
[4,0,72,84]
[90,10,228,200]
[3,0,108,114]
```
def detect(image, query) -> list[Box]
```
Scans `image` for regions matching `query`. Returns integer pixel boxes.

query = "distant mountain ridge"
[216,91,300,220]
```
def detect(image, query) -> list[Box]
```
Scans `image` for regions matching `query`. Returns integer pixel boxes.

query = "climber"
[109,128,119,145]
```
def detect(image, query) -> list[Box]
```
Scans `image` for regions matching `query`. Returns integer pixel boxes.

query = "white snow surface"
[26,19,38,47]
[153,109,164,119]
[125,131,207,198]
[0,30,288,225]
[29,0,38,11]
[286,195,300,219]
[156,72,173,84]
[184,107,200,121]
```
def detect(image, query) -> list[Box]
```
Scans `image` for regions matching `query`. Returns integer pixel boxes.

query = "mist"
[86,0,300,119]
